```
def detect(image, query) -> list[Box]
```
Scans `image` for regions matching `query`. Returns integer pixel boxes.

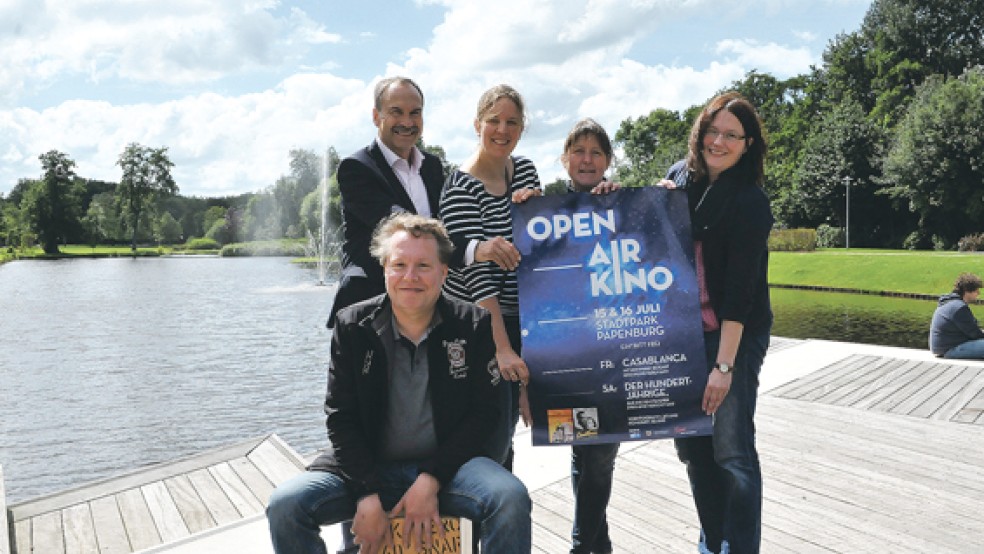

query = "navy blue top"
[929,292,984,355]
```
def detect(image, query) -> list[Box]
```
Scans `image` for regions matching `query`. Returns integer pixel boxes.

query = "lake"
[0,257,943,504]
[0,257,334,503]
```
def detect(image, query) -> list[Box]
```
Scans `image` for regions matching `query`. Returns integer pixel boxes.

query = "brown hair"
[561,118,613,166]
[476,84,527,130]
[371,213,453,266]
[953,272,983,296]
[686,91,767,186]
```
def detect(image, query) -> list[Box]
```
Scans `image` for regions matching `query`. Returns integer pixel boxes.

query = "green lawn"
[8,245,174,258]
[4,245,982,297]
[770,249,984,296]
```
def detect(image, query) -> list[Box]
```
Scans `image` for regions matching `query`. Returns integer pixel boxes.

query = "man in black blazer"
[327,76,520,328]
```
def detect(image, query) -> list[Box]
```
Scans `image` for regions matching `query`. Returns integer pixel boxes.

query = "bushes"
[957,233,984,252]
[220,239,307,257]
[184,237,220,251]
[816,224,845,248]
[768,228,816,252]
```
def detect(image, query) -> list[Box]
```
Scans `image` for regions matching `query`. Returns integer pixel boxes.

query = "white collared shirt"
[376,139,432,217]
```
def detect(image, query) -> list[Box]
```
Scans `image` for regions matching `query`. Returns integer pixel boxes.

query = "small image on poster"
[573,407,600,439]
[512,186,713,446]
[548,409,574,444]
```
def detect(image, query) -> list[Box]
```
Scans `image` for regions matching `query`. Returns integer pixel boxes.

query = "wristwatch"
[714,362,732,374]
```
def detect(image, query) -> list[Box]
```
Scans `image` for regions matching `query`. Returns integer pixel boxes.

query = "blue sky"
[1,0,872,198]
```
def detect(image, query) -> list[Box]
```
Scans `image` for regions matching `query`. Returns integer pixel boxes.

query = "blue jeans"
[570,443,619,554]
[674,329,769,554]
[266,457,531,554]
[944,338,984,359]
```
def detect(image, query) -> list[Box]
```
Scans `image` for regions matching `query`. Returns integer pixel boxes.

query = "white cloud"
[0,1,342,105]
[0,0,872,196]
[0,74,367,197]
[715,39,817,77]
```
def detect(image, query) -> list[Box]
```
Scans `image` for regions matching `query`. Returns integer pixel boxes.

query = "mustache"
[392,125,420,135]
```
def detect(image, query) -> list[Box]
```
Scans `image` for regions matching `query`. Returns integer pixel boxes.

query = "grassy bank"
[769,249,984,296]
[7,245,176,258]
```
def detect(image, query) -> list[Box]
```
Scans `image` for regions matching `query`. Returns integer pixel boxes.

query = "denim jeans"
[943,338,984,359]
[570,443,620,554]
[266,457,531,553]
[674,329,770,554]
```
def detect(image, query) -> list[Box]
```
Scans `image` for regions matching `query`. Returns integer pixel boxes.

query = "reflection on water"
[0,257,336,503]
[770,287,937,350]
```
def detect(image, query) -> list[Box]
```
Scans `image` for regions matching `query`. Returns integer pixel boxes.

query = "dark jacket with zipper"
[309,292,500,500]
[666,160,774,335]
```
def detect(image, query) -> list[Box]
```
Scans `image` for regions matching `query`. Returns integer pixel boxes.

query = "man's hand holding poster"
[512,186,712,446]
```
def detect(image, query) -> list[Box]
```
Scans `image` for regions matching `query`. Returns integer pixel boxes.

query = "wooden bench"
[4,434,305,554]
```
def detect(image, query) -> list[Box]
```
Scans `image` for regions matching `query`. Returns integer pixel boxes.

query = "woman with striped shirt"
[439,84,541,469]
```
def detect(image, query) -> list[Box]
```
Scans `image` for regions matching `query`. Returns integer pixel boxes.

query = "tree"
[793,99,905,246]
[22,151,82,254]
[83,191,124,245]
[116,143,178,252]
[881,67,984,249]
[243,191,280,241]
[154,212,183,245]
[613,108,691,188]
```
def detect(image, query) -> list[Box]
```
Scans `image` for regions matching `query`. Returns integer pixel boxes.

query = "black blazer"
[327,140,448,327]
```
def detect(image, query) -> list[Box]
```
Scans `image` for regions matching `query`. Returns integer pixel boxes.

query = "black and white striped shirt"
[439,156,541,317]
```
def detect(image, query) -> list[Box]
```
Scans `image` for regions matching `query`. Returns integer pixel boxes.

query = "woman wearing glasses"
[661,91,773,554]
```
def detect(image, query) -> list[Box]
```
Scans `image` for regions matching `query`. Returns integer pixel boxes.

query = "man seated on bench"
[267,214,531,554]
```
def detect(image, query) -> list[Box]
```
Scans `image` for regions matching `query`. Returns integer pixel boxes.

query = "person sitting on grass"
[929,272,984,359]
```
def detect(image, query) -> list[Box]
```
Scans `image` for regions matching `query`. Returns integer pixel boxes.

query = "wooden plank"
[185,468,241,526]
[864,361,941,412]
[824,358,923,408]
[163,474,216,535]
[910,364,979,418]
[116,488,161,551]
[886,362,953,415]
[13,519,30,554]
[815,356,901,404]
[8,435,271,522]
[88,495,131,554]
[246,437,305,488]
[227,457,276,507]
[61,503,99,554]
[31,510,64,554]
[208,462,264,517]
[928,366,984,421]
[141,481,190,543]
[0,464,9,554]
[769,355,876,400]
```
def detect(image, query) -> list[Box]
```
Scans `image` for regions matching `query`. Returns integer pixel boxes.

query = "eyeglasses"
[705,127,746,143]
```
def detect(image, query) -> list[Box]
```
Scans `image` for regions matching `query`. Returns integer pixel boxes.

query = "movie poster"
[513,186,712,446]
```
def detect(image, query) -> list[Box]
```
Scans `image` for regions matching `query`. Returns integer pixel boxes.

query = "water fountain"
[316,146,341,286]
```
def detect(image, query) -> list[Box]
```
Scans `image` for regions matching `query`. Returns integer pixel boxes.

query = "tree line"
[608,0,984,250]
[3,0,982,254]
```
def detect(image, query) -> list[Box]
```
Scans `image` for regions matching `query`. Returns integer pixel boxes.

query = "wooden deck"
[529,344,984,553]
[6,340,984,553]
[4,434,304,554]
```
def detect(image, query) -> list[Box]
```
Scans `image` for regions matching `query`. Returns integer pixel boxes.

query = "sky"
[0,0,873,198]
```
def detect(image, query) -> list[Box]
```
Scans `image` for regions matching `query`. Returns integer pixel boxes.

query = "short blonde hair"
[370,213,453,265]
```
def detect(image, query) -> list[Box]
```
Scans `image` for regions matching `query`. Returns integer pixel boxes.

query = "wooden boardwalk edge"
[1,464,10,554]
[8,434,274,521]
